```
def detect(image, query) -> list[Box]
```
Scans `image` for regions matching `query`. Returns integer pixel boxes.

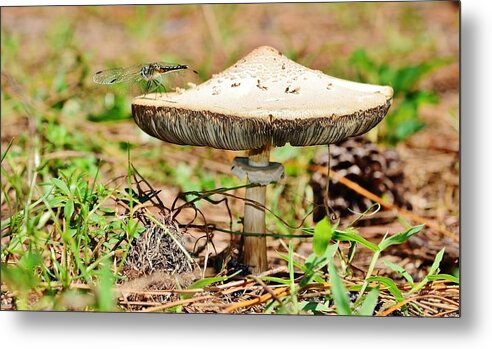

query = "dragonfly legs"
[143,79,167,99]
[154,80,167,99]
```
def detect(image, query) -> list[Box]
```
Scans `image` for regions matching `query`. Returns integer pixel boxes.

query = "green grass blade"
[357,287,380,316]
[95,262,116,312]
[299,301,332,314]
[183,274,237,299]
[186,273,238,290]
[378,224,424,251]
[288,240,299,313]
[411,248,446,293]
[333,229,379,252]
[328,259,351,315]
[1,138,14,164]
[257,276,292,285]
[383,259,414,287]
[427,274,459,284]
[366,276,404,303]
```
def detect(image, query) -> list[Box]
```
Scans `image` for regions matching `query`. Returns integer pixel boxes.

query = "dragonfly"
[92,62,197,96]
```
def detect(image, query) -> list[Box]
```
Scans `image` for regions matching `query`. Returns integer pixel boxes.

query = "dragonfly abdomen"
[140,63,189,81]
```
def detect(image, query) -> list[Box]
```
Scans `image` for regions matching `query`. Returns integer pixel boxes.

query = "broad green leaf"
[392,65,428,93]
[378,225,424,251]
[46,196,68,208]
[366,276,404,303]
[395,118,426,142]
[414,90,440,105]
[392,60,447,93]
[64,200,74,222]
[51,178,72,198]
[357,287,380,316]
[349,48,378,80]
[329,259,351,315]
[313,217,333,256]
[384,102,425,145]
[378,64,397,87]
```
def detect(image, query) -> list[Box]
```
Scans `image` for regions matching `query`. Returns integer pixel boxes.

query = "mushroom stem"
[243,144,271,273]
[324,144,331,220]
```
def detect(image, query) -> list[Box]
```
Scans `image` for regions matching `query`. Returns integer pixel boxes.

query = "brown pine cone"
[310,137,409,223]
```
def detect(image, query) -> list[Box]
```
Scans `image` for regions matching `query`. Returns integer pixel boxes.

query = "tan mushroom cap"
[132,46,393,150]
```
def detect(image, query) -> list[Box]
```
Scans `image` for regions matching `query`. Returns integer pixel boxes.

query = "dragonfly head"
[140,65,153,80]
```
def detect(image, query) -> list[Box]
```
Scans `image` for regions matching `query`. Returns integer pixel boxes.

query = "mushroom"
[132,46,393,273]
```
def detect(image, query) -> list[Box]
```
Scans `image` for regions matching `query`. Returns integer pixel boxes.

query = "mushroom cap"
[132,46,393,150]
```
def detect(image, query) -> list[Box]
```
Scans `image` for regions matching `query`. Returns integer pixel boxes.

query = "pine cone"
[310,137,408,223]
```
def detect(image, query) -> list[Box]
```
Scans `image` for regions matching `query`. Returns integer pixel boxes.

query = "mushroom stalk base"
[244,181,268,273]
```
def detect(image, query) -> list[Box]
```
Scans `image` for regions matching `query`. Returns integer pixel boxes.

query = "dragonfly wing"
[92,65,144,85]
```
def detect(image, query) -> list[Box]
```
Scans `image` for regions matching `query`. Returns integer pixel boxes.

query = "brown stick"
[224,286,290,313]
[138,294,215,312]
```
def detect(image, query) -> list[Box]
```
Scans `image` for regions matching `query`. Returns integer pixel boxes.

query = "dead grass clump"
[119,213,199,310]
[124,216,193,277]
